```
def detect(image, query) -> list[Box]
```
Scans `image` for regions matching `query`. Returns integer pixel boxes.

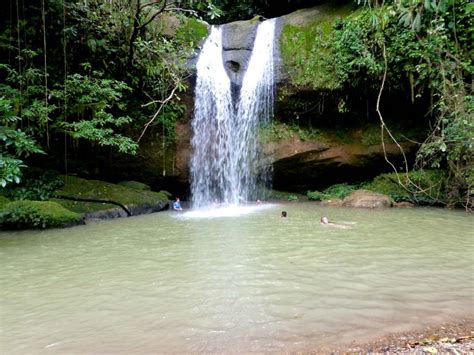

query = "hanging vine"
[41,0,49,149]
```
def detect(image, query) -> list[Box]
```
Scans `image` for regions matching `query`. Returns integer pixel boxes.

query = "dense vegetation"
[330,0,473,209]
[279,0,472,209]
[0,0,211,188]
[1,0,472,215]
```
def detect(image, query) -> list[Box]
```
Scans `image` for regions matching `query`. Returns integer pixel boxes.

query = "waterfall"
[190,19,276,208]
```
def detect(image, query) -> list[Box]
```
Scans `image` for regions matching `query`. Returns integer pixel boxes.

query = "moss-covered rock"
[117,181,151,191]
[158,13,208,45]
[279,2,356,90]
[53,176,170,214]
[0,200,84,229]
[175,16,209,46]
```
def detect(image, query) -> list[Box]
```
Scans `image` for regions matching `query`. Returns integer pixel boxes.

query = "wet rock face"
[270,141,418,192]
[100,5,422,197]
[220,19,260,86]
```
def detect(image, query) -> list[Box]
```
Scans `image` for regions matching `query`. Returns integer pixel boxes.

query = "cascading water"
[190,19,276,208]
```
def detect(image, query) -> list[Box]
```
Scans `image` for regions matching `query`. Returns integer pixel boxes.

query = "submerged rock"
[342,189,393,208]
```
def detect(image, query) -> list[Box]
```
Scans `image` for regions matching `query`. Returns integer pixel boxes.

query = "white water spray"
[190,19,276,208]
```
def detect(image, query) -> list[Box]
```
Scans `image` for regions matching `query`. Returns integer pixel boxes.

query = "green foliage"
[0,200,83,229]
[363,170,447,204]
[279,4,355,90]
[0,155,26,188]
[307,183,359,201]
[0,196,11,208]
[360,124,425,146]
[175,16,209,46]
[307,191,324,201]
[332,9,386,89]
[51,70,138,154]
[280,23,336,90]
[259,123,295,143]
[0,0,215,188]
[0,68,45,187]
[360,125,381,146]
[267,190,301,201]
[118,181,151,191]
[259,122,324,144]
[5,171,64,201]
[331,0,473,208]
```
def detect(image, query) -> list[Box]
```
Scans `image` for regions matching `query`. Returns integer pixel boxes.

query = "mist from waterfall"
[190,19,276,208]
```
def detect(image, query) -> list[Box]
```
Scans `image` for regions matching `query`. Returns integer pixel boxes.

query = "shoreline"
[337,318,474,353]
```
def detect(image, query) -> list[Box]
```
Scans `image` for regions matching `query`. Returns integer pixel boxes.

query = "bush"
[118,181,151,191]
[5,170,64,201]
[307,183,358,201]
[0,200,83,229]
[267,189,301,200]
[0,196,11,208]
[363,170,447,204]
[307,190,324,201]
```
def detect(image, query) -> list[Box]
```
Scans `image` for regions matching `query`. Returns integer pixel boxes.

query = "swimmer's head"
[320,216,329,224]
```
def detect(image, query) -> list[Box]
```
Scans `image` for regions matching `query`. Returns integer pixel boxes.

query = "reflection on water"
[1,203,473,353]
[179,204,275,219]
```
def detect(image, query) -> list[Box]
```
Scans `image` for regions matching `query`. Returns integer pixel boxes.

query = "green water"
[1,203,473,352]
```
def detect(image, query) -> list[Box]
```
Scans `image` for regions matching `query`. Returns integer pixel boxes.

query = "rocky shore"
[341,319,474,354]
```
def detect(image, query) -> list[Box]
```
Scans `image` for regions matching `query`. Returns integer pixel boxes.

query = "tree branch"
[137,82,180,142]
[137,0,168,31]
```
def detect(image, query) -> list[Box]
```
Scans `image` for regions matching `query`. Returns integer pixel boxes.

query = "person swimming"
[320,216,352,229]
[281,211,287,218]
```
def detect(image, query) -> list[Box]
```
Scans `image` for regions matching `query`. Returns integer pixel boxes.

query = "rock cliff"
[103,3,424,195]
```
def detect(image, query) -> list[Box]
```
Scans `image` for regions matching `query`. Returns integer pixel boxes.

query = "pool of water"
[1,203,473,353]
